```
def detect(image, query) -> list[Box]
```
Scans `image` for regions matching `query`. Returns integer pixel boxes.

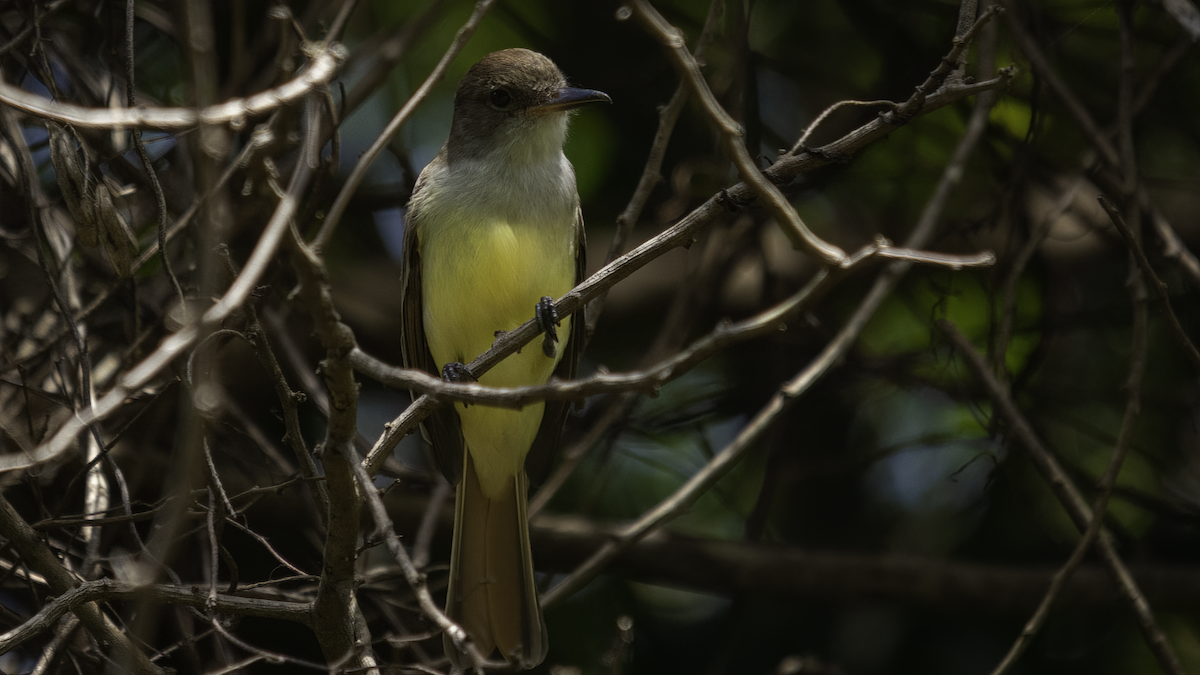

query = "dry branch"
[0,43,346,130]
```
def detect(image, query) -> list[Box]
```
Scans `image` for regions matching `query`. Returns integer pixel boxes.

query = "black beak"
[534,87,612,114]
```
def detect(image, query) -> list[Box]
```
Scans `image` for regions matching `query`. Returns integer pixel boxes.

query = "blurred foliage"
[2,0,1200,673]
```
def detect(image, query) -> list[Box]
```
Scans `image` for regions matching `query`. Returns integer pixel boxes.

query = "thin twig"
[1009,8,1200,291]
[993,175,1080,382]
[216,245,331,522]
[939,320,1185,675]
[210,619,341,672]
[348,451,489,674]
[536,247,993,604]
[990,189,1152,675]
[0,577,312,653]
[0,0,69,57]
[3,119,318,473]
[790,99,897,154]
[586,0,724,337]
[0,99,112,564]
[29,612,79,675]
[527,393,639,517]
[0,118,281,378]
[783,4,1002,398]
[0,495,163,673]
[1005,11,1118,168]
[324,0,360,42]
[312,0,498,252]
[541,367,791,606]
[1005,6,1200,290]
[884,3,1004,124]
[126,0,184,309]
[1017,7,1200,288]
[630,0,846,265]
[338,2,445,120]
[1100,196,1200,371]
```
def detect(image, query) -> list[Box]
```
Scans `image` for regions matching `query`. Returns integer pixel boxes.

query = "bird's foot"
[441,362,476,384]
[536,296,560,358]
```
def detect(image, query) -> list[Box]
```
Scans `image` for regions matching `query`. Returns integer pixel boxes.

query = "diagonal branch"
[351,246,995,408]
[1100,196,1200,371]
[989,199,1154,673]
[1004,9,1200,288]
[587,0,726,337]
[628,0,845,265]
[536,248,993,605]
[939,320,1185,675]
[349,451,491,673]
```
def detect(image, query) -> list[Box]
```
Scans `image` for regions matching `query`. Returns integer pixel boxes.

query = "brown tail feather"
[444,452,546,669]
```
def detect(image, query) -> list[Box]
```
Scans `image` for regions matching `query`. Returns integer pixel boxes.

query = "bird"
[399,48,610,669]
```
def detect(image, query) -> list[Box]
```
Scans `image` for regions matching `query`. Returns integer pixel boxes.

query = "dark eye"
[490,89,511,109]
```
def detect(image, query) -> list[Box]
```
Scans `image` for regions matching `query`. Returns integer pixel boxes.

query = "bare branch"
[0,578,313,654]
[0,42,345,130]
[991,101,1154,674]
[125,0,184,310]
[351,246,993,409]
[629,0,846,265]
[2,112,319,473]
[940,320,1186,675]
[782,20,1002,399]
[312,0,499,252]
[0,119,281,378]
[588,0,726,335]
[0,495,163,673]
[525,515,1200,613]
[284,108,374,667]
[1100,196,1200,371]
[349,450,489,673]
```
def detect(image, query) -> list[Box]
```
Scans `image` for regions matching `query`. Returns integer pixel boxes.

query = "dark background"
[1,0,1199,673]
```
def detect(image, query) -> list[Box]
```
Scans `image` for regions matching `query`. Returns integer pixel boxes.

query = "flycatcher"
[399,49,609,669]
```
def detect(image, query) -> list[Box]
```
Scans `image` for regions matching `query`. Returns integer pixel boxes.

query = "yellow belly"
[422,217,575,496]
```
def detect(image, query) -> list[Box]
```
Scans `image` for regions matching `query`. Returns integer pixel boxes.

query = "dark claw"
[441,362,476,384]
[536,296,560,358]
[537,296,560,341]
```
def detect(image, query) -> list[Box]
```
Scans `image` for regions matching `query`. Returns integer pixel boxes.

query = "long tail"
[444,451,547,669]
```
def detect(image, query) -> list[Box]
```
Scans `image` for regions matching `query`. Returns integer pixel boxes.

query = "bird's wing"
[400,195,465,485]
